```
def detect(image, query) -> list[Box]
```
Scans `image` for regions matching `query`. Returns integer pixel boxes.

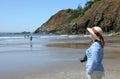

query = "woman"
[85,26,105,79]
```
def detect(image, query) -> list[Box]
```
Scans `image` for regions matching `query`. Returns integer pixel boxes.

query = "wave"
[36,34,89,39]
[0,33,89,40]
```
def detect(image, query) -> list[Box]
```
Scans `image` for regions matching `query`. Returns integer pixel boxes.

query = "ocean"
[1,33,119,79]
[0,33,90,47]
[0,33,90,79]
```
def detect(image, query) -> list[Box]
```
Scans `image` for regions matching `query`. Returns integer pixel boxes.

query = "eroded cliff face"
[35,0,120,34]
[76,0,120,33]
[34,10,73,34]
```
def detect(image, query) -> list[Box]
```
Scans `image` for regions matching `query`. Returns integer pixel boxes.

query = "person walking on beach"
[81,26,105,79]
[30,36,32,41]
[29,36,33,47]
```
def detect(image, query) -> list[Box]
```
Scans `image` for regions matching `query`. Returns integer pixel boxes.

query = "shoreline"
[0,36,120,79]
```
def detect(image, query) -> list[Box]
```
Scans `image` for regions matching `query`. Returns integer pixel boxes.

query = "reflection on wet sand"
[46,36,120,60]
[0,35,120,79]
[47,42,90,49]
[30,41,32,48]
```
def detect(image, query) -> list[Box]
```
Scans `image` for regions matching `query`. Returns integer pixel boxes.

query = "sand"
[0,36,120,79]
[45,36,120,79]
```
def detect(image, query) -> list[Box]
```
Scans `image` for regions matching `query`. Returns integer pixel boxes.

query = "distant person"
[27,35,29,38]
[30,36,32,41]
[80,26,105,79]
[29,36,33,48]
[24,34,29,38]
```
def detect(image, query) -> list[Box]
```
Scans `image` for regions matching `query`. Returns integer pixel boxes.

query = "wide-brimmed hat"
[87,26,102,41]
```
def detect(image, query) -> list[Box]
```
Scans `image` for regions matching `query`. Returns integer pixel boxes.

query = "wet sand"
[46,36,120,79]
[0,36,120,79]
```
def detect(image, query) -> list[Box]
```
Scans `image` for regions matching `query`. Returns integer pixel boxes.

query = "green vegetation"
[67,0,102,23]
[83,0,102,15]
[66,5,83,23]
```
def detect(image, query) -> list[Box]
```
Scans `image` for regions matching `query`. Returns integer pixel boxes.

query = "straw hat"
[87,26,102,41]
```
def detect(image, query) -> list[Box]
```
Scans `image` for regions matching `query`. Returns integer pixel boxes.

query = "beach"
[0,34,120,79]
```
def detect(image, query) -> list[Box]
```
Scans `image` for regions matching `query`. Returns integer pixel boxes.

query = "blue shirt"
[86,41,104,74]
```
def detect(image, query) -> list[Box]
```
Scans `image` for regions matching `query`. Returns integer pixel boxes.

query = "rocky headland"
[35,0,120,35]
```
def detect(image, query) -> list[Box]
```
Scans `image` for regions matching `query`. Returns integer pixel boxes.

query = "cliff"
[35,0,120,34]
[34,9,74,34]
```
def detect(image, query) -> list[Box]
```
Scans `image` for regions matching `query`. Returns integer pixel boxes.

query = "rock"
[76,0,120,32]
[35,0,120,34]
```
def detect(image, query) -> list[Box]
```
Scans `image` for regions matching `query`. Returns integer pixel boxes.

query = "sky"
[0,0,88,32]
